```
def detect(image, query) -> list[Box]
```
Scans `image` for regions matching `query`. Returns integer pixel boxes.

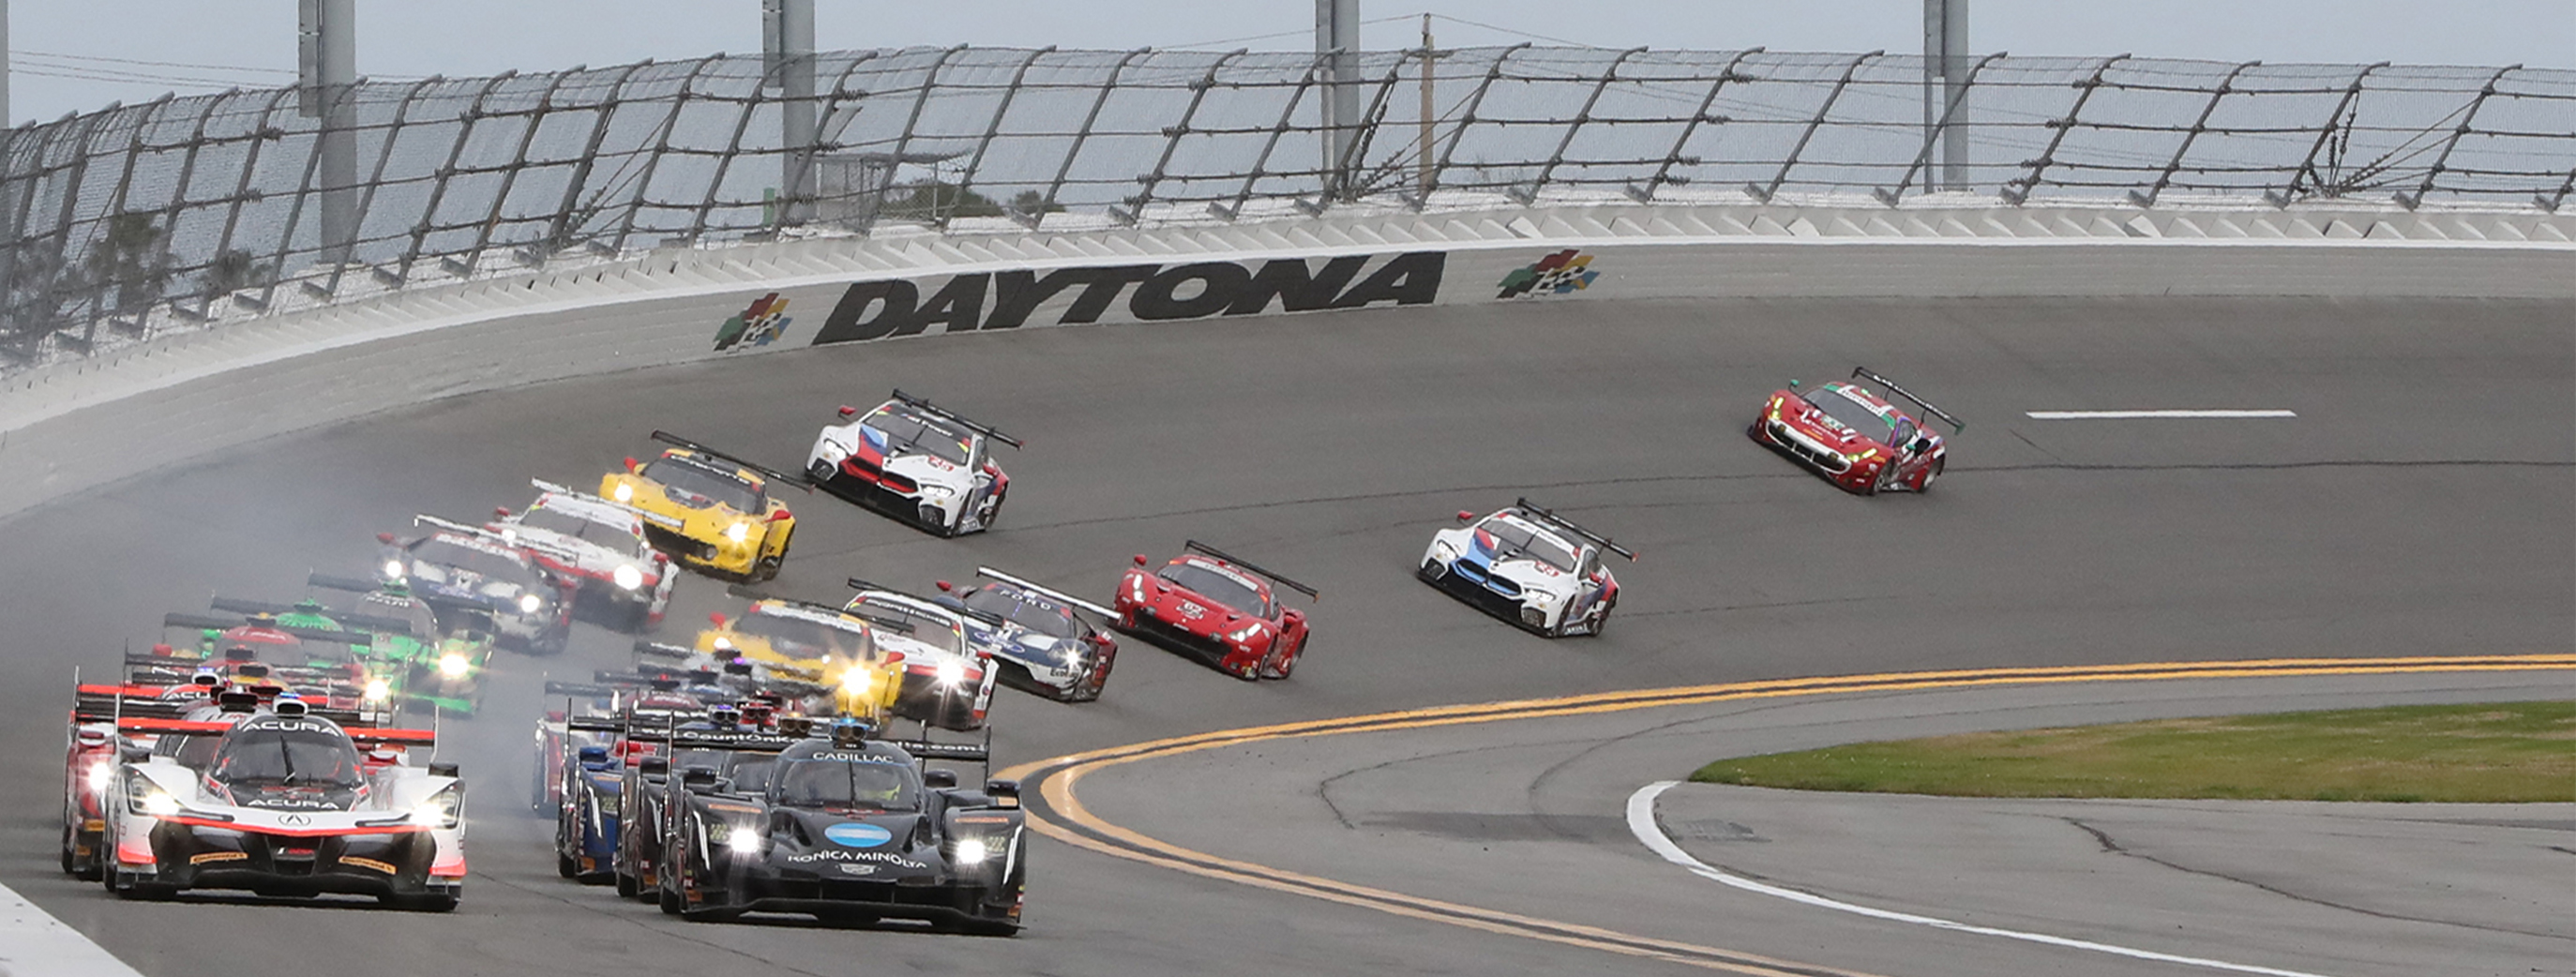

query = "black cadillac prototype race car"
[642,719,1025,933]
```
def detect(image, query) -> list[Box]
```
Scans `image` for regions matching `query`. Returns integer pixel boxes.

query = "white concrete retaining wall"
[1,199,2568,519]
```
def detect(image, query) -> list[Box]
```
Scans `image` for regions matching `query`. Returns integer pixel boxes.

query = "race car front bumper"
[1420,559,1546,628]
[691,873,1018,925]
[817,459,961,531]
[1121,610,1256,671]
[120,820,460,900]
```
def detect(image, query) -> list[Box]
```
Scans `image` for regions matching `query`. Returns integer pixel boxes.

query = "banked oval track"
[0,295,2568,977]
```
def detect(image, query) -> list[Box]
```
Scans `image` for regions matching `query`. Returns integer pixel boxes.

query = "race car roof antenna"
[1514,498,1639,562]
[649,430,817,490]
[1850,367,1966,434]
[891,389,1024,449]
[1183,540,1320,600]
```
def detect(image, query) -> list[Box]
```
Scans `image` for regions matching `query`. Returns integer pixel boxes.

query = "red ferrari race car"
[1112,541,1317,681]
[1749,367,1965,494]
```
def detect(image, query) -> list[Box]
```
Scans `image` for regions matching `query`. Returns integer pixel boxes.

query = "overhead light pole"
[1317,0,1359,200]
[298,0,357,264]
[764,0,817,227]
[1923,0,1969,190]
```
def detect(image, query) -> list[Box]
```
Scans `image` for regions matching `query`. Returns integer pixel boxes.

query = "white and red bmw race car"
[806,390,1020,537]
[497,479,676,632]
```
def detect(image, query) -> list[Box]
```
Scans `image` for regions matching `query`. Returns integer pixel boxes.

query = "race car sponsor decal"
[714,293,793,352]
[788,849,926,869]
[823,822,895,848]
[812,251,1446,345]
[1497,248,1599,298]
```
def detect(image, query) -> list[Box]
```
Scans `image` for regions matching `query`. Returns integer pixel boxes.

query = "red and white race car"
[1112,541,1316,681]
[1749,367,1965,494]
[497,479,676,632]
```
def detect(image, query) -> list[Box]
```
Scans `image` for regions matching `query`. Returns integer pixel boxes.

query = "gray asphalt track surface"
[0,296,2567,976]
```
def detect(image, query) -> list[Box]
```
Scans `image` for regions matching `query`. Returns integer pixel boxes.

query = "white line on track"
[2026,410,2297,419]
[1625,781,2342,977]
[0,879,146,977]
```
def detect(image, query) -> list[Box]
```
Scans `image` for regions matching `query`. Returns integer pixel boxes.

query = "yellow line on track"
[1001,654,2573,975]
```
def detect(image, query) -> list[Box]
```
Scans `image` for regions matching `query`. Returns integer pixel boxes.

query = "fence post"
[200,87,296,310]
[1430,43,1529,195]
[951,47,1054,226]
[2399,64,2517,209]
[2275,62,2384,205]
[143,94,224,317]
[403,73,511,278]
[1531,46,1647,195]
[332,77,439,293]
[1880,51,2004,205]
[1754,51,1881,203]
[1035,48,1152,218]
[610,55,724,254]
[1634,49,1759,203]
[1130,50,1248,221]
[2130,59,2258,208]
[2003,54,2125,205]
[545,65,646,250]
[465,72,578,269]
[1217,52,1331,218]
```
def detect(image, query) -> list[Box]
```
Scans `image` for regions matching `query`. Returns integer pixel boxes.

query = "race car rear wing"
[623,727,804,752]
[890,388,1024,449]
[162,612,383,646]
[650,430,814,491]
[1513,498,1639,562]
[844,579,984,628]
[1851,367,1966,434]
[722,583,924,631]
[73,683,206,723]
[1183,541,1320,600]
[414,513,526,549]
[208,595,418,637]
[110,715,437,746]
[973,567,1118,620]
[308,572,389,594]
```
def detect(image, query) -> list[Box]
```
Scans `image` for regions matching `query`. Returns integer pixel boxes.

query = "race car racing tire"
[558,851,579,879]
[1922,456,1945,492]
[753,555,782,582]
[1259,635,1303,680]
[57,820,74,875]
[959,919,1021,937]
[658,882,683,916]
[615,870,639,899]
[383,894,459,912]
[1865,461,1895,496]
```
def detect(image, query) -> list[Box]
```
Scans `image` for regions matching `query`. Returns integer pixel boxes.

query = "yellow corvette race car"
[600,431,803,580]
[637,596,905,721]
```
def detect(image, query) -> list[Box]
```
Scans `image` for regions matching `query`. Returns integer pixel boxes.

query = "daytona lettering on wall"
[809,251,1446,346]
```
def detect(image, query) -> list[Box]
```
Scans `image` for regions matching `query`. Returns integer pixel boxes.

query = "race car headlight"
[819,441,849,464]
[726,826,762,855]
[127,774,179,817]
[437,653,472,679]
[612,564,645,591]
[954,837,989,865]
[711,636,733,652]
[86,759,114,793]
[1226,623,1265,644]
[410,785,462,828]
[840,668,874,695]
[935,658,967,687]
[382,559,405,579]
[918,484,955,499]
[1126,575,1148,605]
[1432,539,1460,564]
[725,521,751,544]
[611,482,634,503]
[363,677,393,701]
[517,593,545,615]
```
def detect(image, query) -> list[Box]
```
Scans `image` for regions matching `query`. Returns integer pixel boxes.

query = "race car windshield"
[1484,519,1579,572]
[213,727,363,787]
[866,409,972,466]
[641,458,764,513]
[963,588,1081,639]
[520,506,649,559]
[155,728,225,769]
[1160,563,1267,615]
[1809,388,1900,446]
[735,612,871,657]
[774,759,921,811]
[412,539,540,587]
[851,598,966,656]
[729,758,777,794]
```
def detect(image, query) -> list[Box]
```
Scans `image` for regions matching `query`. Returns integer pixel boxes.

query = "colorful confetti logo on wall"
[1496,249,1600,299]
[714,293,792,352]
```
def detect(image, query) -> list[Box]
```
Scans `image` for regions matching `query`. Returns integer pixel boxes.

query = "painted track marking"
[2026,410,2297,419]
[1628,781,2339,977]
[1004,655,2575,975]
[0,879,147,977]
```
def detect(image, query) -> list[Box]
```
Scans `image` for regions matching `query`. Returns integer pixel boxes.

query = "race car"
[162,609,391,715]
[1112,541,1316,681]
[555,737,625,885]
[373,515,574,654]
[497,479,676,632]
[1418,498,1634,637]
[98,696,464,910]
[62,663,233,880]
[613,708,787,902]
[845,579,1000,731]
[649,720,1025,934]
[806,390,1020,537]
[307,574,496,717]
[531,674,709,811]
[602,431,804,581]
[1749,367,1965,494]
[934,567,1119,702]
[633,594,905,722]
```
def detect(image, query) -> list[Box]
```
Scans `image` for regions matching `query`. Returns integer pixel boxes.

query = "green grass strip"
[1690,701,2576,803]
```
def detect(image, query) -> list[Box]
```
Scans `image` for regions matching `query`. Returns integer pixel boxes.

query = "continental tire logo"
[811,251,1446,346]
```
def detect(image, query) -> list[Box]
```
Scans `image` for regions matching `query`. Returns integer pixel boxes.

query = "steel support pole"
[1923,0,1968,190]
[299,0,358,266]
[2,0,12,128]
[764,0,817,226]
[1316,0,1359,200]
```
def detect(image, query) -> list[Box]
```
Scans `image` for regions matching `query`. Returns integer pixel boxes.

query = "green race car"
[306,573,499,717]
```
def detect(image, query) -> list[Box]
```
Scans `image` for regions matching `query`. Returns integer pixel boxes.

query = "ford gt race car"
[98,697,464,910]
[646,721,1025,934]
[373,515,574,654]
[806,391,1020,537]
[602,432,804,581]
[498,479,676,631]
[845,580,1000,731]
[1750,367,1965,494]
[1112,541,1316,681]
[935,567,1119,702]
[1418,499,1635,638]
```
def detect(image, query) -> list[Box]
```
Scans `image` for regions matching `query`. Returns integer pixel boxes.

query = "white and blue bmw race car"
[1417,498,1634,638]
[934,567,1120,703]
[805,391,1020,537]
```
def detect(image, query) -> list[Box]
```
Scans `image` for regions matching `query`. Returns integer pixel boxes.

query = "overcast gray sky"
[10,1,2570,126]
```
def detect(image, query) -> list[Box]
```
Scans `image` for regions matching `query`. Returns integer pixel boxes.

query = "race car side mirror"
[376,532,397,545]
[121,745,152,762]
[1132,554,1148,567]
[428,761,459,778]
[935,580,952,592]
[984,778,1019,799]
[1456,510,1474,522]
[624,456,639,473]
[709,612,728,628]
[1788,379,1800,388]
[769,508,792,521]
[923,769,958,789]
[837,405,857,417]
